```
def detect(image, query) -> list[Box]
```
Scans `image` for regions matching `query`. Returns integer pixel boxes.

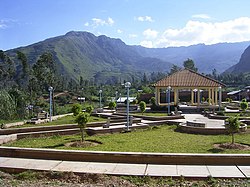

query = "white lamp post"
[168,86,171,114]
[125,82,131,131]
[48,86,53,122]
[99,89,102,108]
[115,90,118,103]
[219,86,222,111]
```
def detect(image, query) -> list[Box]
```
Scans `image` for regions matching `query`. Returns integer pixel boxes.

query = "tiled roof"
[155,69,226,88]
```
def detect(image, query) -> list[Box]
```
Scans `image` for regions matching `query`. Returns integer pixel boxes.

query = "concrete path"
[0,156,249,178]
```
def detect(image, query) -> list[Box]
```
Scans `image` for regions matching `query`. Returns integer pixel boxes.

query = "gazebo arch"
[154,69,226,107]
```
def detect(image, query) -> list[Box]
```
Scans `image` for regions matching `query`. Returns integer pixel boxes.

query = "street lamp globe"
[125,82,131,88]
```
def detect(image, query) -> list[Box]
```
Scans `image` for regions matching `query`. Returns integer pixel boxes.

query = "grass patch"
[4,125,250,153]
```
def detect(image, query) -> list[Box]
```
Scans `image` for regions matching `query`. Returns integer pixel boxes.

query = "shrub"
[71,103,82,116]
[240,99,248,111]
[150,97,156,106]
[139,101,146,115]
[108,101,116,109]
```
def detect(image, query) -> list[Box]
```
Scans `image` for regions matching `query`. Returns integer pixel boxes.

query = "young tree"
[71,103,82,116]
[139,101,146,115]
[75,112,90,142]
[226,116,240,144]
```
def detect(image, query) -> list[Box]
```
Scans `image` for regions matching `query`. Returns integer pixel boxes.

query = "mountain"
[6,31,173,84]
[134,42,250,74]
[224,45,250,74]
[5,31,250,84]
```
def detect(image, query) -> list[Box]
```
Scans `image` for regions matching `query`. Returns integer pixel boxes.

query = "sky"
[1,0,250,50]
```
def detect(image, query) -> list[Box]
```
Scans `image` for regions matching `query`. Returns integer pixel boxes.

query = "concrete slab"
[52,161,90,172]
[0,157,10,164]
[237,166,250,178]
[0,157,61,171]
[83,162,117,174]
[177,165,210,177]
[112,163,146,176]
[146,164,178,177]
[207,166,245,178]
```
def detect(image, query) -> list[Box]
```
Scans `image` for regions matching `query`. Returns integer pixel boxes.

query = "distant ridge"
[5,31,250,83]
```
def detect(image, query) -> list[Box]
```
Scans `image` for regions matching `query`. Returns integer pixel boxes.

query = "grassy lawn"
[5,125,250,154]
[11,115,106,128]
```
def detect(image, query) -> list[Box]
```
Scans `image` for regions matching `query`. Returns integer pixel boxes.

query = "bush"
[139,101,146,115]
[240,99,248,111]
[108,101,116,109]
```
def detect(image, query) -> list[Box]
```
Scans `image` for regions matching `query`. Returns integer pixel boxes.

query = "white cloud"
[155,17,250,47]
[85,17,114,28]
[117,29,123,34]
[192,14,211,19]
[129,34,138,38]
[140,40,153,48]
[135,16,154,22]
[107,17,114,25]
[143,29,158,39]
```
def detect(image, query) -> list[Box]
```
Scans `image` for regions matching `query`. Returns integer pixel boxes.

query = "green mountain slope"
[6,31,173,83]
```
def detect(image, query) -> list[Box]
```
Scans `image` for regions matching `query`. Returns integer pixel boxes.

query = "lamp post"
[168,86,171,114]
[99,89,102,108]
[115,91,118,103]
[218,86,222,111]
[48,86,53,122]
[125,82,131,131]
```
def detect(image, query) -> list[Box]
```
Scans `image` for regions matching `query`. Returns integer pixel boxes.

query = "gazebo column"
[208,88,211,105]
[215,88,218,105]
[156,87,161,105]
[174,88,178,105]
[191,89,194,105]
[211,88,215,105]
[197,88,201,106]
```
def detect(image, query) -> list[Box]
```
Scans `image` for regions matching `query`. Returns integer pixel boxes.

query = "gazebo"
[154,69,226,107]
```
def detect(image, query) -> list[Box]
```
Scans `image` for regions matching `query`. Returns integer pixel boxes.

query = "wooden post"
[191,88,194,105]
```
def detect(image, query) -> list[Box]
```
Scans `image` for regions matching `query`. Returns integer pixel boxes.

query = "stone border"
[0,146,250,165]
[178,122,247,135]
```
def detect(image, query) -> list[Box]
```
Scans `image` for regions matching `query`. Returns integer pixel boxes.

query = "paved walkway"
[0,157,249,178]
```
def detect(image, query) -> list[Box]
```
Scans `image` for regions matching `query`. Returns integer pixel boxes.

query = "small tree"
[139,101,146,115]
[108,101,116,110]
[85,105,94,114]
[71,103,82,116]
[240,99,248,112]
[226,116,240,144]
[75,112,90,142]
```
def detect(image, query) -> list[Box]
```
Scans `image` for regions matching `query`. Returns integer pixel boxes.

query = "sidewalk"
[0,157,249,178]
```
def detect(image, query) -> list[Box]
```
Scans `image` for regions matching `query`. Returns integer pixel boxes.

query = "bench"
[37,112,48,120]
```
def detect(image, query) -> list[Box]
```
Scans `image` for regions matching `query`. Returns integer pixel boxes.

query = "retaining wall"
[0,147,249,165]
